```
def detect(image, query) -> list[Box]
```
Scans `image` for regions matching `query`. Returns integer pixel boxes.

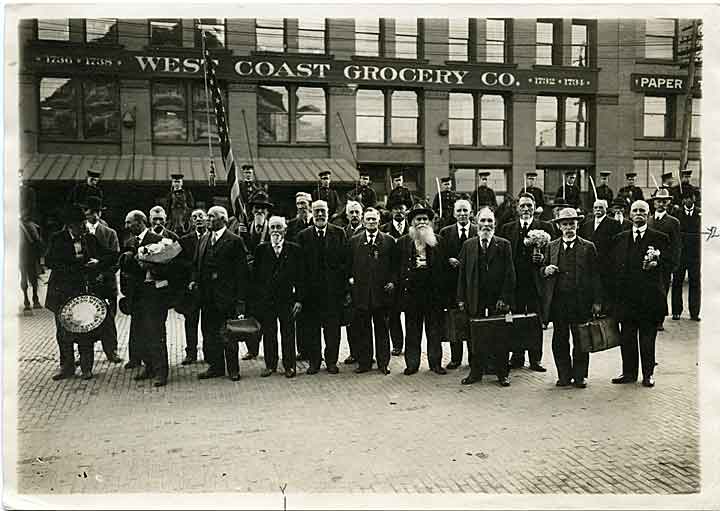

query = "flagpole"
[435,177,442,216]
[241,109,254,166]
[199,22,216,187]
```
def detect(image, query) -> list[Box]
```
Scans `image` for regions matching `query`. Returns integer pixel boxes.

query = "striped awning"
[20,154,359,184]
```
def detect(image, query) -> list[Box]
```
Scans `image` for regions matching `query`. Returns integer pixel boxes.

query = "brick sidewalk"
[13,281,700,497]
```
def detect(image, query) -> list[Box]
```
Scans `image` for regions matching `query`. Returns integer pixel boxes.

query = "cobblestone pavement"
[10,280,702,502]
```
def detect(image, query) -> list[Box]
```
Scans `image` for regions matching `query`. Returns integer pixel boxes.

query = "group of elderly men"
[44,170,698,392]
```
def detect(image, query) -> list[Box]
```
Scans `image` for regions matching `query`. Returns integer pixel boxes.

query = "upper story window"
[536,20,559,65]
[571,22,589,67]
[85,18,118,44]
[356,89,420,144]
[480,95,506,146]
[536,96,558,146]
[564,97,588,147]
[37,19,70,41]
[356,19,380,57]
[195,19,225,49]
[150,19,182,47]
[256,18,285,52]
[258,85,289,143]
[395,19,418,59]
[448,19,469,61]
[356,89,385,143]
[298,19,326,54]
[152,81,225,143]
[643,96,673,137]
[449,93,507,146]
[691,97,701,138]
[449,93,474,145]
[486,19,507,63]
[536,95,590,147]
[391,90,419,144]
[257,85,327,143]
[39,77,120,141]
[295,87,327,141]
[645,18,677,60]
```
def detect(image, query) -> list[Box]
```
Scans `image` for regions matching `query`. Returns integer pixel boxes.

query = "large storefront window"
[195,19,225,49]
[643,96,672,137]
[152,81,225,143]
[39,77,119,140]
[564,97,588,147]
[536,96,558,146]
[257,19,285,52]
[395,19,418,59]
[85,18,117,44]
[298,19,325,54]
[37,19,69,41]
[296,87,326,141]
[480,95,505,146]
[448,19,469,61]
[356,19,380,57]
[258,85,289,143]
[356,89,385,143]
[449,93,474,145]
[645,19,676,60]
[486,19,507,63]
[150,19,182,47]
[257,85,326,143]
[391,90,419,144]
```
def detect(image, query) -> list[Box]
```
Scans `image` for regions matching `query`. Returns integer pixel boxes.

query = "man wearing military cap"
[596,171,614,204]
[470,171,498,210]
[353,171,377,211]
[522,172,545,216]
[660,172,674,190]
[239,164,264,207]
[554,171,581,209]
[312,170,341,215]
[69,169,104,207]
[387,171,414,210]
[432,176,458,229]
[166,173,195,236]
[617,172,645,206]
[670,169,700,208]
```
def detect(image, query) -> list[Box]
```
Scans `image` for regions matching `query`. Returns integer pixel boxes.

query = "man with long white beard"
[395,203,447,375]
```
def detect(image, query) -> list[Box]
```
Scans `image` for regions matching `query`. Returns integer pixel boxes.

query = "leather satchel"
[572,316,622,353]
[224,317,262,344]
[470,313,542,353]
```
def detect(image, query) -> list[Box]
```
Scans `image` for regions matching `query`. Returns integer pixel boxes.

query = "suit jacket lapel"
[487,236,498,264]
[197,232,209,268]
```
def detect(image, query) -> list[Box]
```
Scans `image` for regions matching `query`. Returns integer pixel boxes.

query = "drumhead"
[59,294,108,334]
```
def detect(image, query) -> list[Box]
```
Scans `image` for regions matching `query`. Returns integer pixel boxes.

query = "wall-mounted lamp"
[438,120,449,137]
[122,109,136,129]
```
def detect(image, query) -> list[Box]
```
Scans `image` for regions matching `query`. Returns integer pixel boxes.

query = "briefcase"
[224,317,262,345]
[443,308,470,342]
[572,316,622,353]
[470,313,542,353]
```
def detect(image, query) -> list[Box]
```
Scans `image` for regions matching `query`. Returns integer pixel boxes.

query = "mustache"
[409,225,437,247]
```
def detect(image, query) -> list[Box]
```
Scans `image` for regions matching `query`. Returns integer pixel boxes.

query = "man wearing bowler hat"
[595,171,614,204]
[648,187,681,331]
[166,173,195,236]
[387,171,414,210]
[618,172,644,207]
[432,176,458,229]
[313,170,341,216]
[471,171,498,210]
[69,169,104,207]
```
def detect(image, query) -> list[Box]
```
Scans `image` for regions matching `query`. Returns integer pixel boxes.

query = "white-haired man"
[149,205,179,241]
[190,205,250,381]
[343,200,365,238]
[579,199,622,310]
[458,207,516,386]
[252,216,303,378]
[395,203,447,376]
[296,200,349,374]
[287,192,314,243]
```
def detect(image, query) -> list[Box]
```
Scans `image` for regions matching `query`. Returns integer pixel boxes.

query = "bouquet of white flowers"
[523,229,552,256]
[642,245,661,270]
[138,238,182,264]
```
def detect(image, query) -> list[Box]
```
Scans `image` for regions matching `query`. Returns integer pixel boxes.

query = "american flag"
[202,44,245,218]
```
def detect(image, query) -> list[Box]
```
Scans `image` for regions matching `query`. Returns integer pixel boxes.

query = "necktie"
[460,227,467,243]
[369,234,375,246]
[274,245,281,257]
[634,230,641,245]
[482,239,488,252]
[564,242,571,251]
[211,233,217,246]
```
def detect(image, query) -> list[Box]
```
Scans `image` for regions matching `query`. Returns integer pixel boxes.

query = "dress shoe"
[691,316,701,322]
[181,356,197,366]
[134,371,153,381]
[23,307,33,316]
[391,348,402,356]
[461,375,482,385]
[241,353,257,361]
[529,363,547,372]
[344,356,356,365]
[197,370,224,380]
[261,368,275,377]
[574,378,587,389]
[306,366,320,375]
[611,375,637,384]
[354,366,370,374]
[431,366,447,375]
[285,368,296,378]
[124,360,141,369]
[555,379,572,387]
[498,376,511,387]
[106,352,123,363]
[33,299,42,309]
[81,372,93,380]
[446,361,461,370]
[379,366,390,375]
[327,365,339,374]
[52,370,74,381]
[154,378,167,387]
[403,368,418,376]
[672,314,680,320]
[296,353,308,361]
[229,374,241,382]
[657,321,665,331]
[642,376,655,388]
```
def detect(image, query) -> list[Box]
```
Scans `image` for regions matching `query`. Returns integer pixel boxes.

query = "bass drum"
[58,293,109,341]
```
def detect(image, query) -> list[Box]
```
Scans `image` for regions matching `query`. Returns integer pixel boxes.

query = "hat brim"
[552,214,585,223]
[249,200,274,210]
[407,207,435,222]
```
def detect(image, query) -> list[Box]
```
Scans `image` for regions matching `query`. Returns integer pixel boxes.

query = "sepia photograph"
[3,2,718,508]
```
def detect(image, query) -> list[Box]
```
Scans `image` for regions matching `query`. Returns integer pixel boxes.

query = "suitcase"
[443,308,470,342]
[470,313,542,353]
[572,316,622,353]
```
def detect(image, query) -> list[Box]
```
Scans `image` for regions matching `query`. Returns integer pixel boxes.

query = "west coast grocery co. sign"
[25,47,597,93]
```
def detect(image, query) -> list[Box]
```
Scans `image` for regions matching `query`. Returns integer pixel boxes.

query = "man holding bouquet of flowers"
[610,200,670,388]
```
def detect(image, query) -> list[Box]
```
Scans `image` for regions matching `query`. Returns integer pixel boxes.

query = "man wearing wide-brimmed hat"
[648,187,681,331]
[541,207,602,389]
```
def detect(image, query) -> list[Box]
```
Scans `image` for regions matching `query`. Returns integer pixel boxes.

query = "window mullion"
[78,80,85,140]
[557,96,565,147]
[384,90,391,145]
[476,93,482,146]
[289,86,296,143]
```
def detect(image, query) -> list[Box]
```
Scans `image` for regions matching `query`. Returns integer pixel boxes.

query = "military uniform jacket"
[523,186,545,209]
[349,231,396,311]
[387,186,414,208]
[68,183,104,207]
[354,185,378,210]
[617,185,644,205]
[648,212,681,273]
[166,188,195,212]
[554,184,581,208]
[471,186,497,209]
[312,186,341,214]
[239,180,264,206]
[595,184,614,203]
[432,190,458,220]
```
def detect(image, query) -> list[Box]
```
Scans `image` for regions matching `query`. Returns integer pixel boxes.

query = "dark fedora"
[407,202,435,222]
[248,190,274,210]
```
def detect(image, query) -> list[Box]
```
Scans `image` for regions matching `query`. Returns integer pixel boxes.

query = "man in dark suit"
[432,177,458,229]
[499,193,555,371]
[395,203,448,376]
[190,206,250,381]
[312,171,341,216]
[296,200,349,374]
[252,216,303,378]
[670,169,701,208]
[579,199,622,309]
[45,205,118,380]
[177,209,208,365]
[457,207,516,386]
[340,200,364,365]
[554,172,581,210]
[610,197,634,231]
[120,210,175,387]
[380,198,411,356]
[617,172,644,207]
[671,191,701,321]
[595,171,614,204]
[287,192,314,243]
[648,188,681,331]
[541,208,602,389]
[349,208,396,374]
[470,171,498,210]
[439,199,477,369]
[83,196,123,364]
[148,205,180,241]
[611,200,670,388]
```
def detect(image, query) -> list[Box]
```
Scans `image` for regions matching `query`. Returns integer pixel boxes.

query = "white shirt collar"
[595,215,606,225]
[86,221,98,234]
[315,225,327,235]
[393,220,405,232]
[685,206,695,215]
[137,228,149,243]
[213,226,227,240]
[272,239,284,250]
[634,224,648,235]
[457,222,470,235]
[655,210,666,220]
[562,236,577,246]
[519,218,532,229]
[366,230,378,242]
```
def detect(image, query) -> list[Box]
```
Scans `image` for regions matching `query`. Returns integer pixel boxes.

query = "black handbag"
[470,313,542,353]
[572,316,622,353]
[223,317,262,344]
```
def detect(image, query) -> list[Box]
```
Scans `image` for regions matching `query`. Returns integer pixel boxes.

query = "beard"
[478,227,494,240]
[409,225,437,248]
[254,213,266,226]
